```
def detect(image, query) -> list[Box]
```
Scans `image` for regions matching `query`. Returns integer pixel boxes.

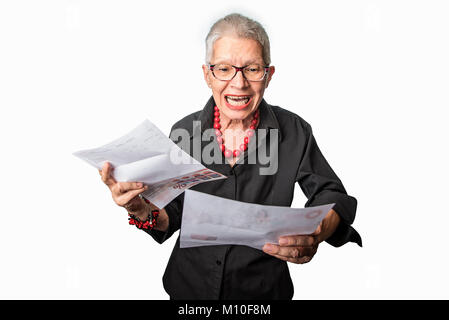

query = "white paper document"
[180,190,335,250]
[73,119,227,208]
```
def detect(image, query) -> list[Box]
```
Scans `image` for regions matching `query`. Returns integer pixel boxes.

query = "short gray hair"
[205,13,271,65]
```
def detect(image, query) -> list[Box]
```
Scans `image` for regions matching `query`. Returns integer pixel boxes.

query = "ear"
[265,66,275,88]
[202,64,212,88]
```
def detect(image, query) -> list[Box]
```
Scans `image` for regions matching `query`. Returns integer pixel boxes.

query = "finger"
[262,243,280,255]
[115,186,147,206]
[296,256,313,264]
[101,162,116,187]
[268,252,288,261]
[116,181,145,194]
[278,235,315,247]
[270,253,313,264]
[297,246,316,257]
[263,244,301,259]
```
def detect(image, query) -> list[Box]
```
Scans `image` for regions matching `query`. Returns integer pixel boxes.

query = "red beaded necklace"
[213,105,259,158]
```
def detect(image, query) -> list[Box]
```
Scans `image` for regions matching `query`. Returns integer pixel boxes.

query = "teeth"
[226,96,250,106]
[227,96,250,100]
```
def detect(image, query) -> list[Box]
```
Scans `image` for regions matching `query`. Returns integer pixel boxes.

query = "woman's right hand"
[99,161,148,216]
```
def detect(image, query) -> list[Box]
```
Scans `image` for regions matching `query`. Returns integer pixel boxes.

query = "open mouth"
[224,95,252,109]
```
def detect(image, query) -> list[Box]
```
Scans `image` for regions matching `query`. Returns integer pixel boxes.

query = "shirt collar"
[192,96,283,142]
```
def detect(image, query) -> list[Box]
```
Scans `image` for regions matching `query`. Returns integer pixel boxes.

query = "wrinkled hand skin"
[99,161,148,215]
[98,161,170,232]
[262,209,341,264]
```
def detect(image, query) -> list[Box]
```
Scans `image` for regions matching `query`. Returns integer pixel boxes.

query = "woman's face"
[202,36,275,121]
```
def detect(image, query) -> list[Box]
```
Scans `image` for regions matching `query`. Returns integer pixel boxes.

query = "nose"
[230,69,249,89]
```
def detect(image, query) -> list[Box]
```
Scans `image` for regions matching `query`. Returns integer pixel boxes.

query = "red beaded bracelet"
[128,195,159,230]
[128,209,159,230]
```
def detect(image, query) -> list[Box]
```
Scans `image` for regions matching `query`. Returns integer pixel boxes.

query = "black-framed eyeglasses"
[209,63,270,82]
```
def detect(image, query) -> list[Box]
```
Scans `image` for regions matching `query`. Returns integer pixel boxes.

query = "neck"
[220,112,256,133]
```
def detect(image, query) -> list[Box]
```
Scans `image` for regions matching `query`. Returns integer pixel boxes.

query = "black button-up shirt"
[145,96,362,300]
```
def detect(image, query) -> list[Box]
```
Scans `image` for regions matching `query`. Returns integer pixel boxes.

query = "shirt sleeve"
[295,122,362,247]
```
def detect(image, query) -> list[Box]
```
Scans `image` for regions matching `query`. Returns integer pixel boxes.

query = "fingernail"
[279,238,288,246]
[263,244,274,253]
[137,183,143,188]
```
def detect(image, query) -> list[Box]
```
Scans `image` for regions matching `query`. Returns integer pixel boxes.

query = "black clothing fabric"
[145,96,362,300]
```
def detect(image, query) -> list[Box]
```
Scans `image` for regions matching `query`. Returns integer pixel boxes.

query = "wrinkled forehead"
[211,36,265,65]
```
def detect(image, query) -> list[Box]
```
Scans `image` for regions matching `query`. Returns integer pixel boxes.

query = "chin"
[223,108,251,120]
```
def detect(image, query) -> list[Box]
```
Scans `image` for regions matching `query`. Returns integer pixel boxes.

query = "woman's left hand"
[262,209,341,264]
[262,224,321,264]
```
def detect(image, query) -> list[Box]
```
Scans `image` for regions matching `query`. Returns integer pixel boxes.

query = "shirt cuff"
[326,222,362,247]
[306,190,362,247]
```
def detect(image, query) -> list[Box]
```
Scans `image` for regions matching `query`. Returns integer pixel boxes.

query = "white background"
[1,0,448,299]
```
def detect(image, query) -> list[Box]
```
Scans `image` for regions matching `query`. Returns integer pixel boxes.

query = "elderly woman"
[100,13,361,299]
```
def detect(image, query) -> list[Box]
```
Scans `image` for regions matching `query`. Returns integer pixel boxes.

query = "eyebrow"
[212,59,264,65]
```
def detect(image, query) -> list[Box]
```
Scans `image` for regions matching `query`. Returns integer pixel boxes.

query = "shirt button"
[216,260,222,266]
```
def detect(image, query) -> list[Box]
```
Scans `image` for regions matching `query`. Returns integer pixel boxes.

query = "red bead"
[211,106,258,159]
[224,149,233,158]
